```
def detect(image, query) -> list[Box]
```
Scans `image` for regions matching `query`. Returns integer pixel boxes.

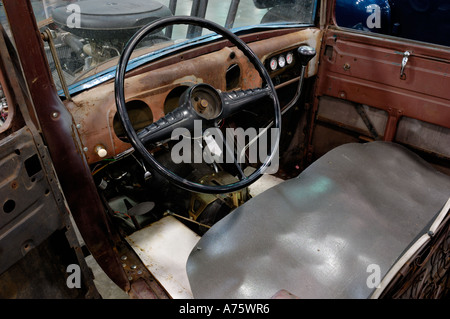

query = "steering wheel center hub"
[190,85,223,120]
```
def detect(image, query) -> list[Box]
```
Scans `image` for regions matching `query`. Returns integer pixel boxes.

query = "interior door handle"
[400,51,411,79]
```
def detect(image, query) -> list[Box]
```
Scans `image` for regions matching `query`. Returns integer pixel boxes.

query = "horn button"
[190,85,222,120]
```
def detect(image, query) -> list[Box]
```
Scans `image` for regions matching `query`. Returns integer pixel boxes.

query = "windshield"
[1,0,317,96]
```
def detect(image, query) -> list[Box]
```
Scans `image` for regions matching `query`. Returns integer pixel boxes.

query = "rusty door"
[308,0,450,170]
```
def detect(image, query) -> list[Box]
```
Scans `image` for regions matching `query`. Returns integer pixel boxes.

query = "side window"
[335,0,450,47]
[0,1,10,37]
[0,82,9,132]
[0,3,13,132]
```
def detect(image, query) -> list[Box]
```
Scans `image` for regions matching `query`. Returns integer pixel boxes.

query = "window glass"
[1,0,318,96]
[0,83,8,129]
[0,2,11,130]
[0,1,10,37]
[335,0,450,47]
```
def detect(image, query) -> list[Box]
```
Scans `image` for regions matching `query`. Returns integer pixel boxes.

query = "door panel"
[310,15,450,163]
[320,31,450,100]
[0,21,99,297]
[0,127,63,274]
[316,30,450,141]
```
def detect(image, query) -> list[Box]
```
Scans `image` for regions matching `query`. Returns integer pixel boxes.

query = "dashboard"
[65,28,322,164]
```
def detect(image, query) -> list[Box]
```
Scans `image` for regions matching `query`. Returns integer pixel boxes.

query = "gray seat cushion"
[186,142,450,298]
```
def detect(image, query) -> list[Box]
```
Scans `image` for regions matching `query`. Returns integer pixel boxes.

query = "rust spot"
[11,181,18,189]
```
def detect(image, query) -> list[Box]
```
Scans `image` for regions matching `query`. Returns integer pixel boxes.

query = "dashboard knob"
[96,145,108,158]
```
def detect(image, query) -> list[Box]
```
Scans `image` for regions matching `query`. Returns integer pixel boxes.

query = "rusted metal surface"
[69,46,258,163]
[307,0,450,155]
[0,230,93,299]
[78,28,303,82]
[315,29,450,141]
[0,29,26,138]
[303,0,450,176]
[306,26,450,163]
[0,127,64,274]
[68,28,322,164]
[0,20,100,298]
[311,0,450,150]
[128,278,159,299]
[116,242,170,299]
[2,0,131,292]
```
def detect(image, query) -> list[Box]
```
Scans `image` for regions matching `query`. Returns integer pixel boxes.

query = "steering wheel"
[115,16,281,194]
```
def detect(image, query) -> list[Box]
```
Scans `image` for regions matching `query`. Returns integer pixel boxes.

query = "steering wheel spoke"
[138,104,195,145]
[219,86,272,119]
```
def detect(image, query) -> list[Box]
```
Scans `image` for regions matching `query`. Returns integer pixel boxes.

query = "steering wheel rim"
[115,16,281,194]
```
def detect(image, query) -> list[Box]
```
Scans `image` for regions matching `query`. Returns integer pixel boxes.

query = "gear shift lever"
[297,45,317,67]
[282,45,316,115]
[238,46,316,164]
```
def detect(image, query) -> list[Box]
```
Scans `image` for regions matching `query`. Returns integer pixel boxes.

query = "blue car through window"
[335,0,450,46]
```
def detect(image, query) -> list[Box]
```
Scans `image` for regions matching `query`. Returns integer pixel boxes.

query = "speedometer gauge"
[269,57,278,71]
[286,52,294,65]
[278,55,286,68]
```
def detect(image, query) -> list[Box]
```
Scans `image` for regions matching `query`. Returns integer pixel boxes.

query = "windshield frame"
[61,19,317,98]
[6,0,318,98]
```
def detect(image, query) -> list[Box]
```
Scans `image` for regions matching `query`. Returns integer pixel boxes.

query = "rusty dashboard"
[65,28,322,164]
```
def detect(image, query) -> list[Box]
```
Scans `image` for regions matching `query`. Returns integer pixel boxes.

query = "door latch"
[400,51,411,80]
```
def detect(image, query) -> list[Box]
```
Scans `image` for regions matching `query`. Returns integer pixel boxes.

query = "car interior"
[0,0,449,299]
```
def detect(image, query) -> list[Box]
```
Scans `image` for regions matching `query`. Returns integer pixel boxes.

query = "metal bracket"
[41,28,71,100]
